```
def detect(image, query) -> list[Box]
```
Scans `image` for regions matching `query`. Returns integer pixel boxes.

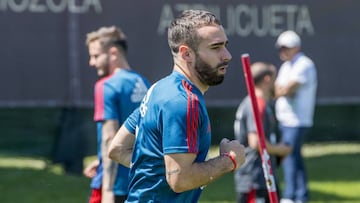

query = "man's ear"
[108,46,119,60]
[263,75,272,83]
[108,46,118,55]
[178,45,192,62]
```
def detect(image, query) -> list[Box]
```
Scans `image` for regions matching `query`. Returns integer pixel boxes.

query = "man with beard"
[108,9,246,202]
[83,26,150,203]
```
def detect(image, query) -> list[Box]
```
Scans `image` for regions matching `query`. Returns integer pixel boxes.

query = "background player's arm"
[109,107,139,167]
[108,124,135,168]
[164,138,245,193]
[275,81,300,98]
[83,159,99,178]
[248,132,292,156]
[101,119,119,203]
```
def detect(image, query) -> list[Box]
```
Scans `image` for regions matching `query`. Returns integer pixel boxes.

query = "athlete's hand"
[277,143,292,156]
[219,138,245,170]
[83,159,99,178]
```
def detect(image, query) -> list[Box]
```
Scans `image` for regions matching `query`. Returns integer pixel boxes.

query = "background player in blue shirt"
[108,10,246,202]
[84,26,150,203]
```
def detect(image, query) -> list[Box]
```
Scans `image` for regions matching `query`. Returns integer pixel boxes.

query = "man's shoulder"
[239,96,251,108]
[149,75,204,112]
[296,54,316,68]
[104,69,147,87]
[236,96,251,117]
[153,72,190,94]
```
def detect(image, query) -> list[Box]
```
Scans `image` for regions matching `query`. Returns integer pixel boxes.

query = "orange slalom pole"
[241,53,279,203]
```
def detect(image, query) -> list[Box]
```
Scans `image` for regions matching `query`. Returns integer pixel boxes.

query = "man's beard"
[194,54,227,86]
[98,62,110,78]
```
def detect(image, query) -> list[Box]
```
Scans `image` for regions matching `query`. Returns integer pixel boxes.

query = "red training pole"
[241,53,279,203]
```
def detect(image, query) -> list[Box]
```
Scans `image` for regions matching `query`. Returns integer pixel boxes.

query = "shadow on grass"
[0,166,90,203]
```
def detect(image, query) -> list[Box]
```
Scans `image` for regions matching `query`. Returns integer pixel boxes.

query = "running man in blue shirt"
[109,10,246,202]
[83,26,150,203]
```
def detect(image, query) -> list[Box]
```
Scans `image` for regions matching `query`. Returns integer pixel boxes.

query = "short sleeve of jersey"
[245,101,256,134]
[162,96,200,155]
[248,97,266,133]
[124,108,140,134]
[103,82,119,120]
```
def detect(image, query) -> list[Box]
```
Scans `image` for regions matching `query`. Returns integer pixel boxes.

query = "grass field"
[200,142,360,203]
[0,142,359,203]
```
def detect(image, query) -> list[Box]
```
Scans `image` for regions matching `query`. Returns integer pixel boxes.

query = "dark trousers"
[237,188,269,203]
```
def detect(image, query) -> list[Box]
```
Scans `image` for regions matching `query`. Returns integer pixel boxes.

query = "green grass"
[199,142,360,203]
[0,155,90,203]
[0,142,359,203]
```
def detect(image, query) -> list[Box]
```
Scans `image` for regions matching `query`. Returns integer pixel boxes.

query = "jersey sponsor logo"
[131,78,148,103]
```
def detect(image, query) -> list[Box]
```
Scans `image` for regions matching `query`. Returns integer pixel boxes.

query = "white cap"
[275,30,301,48]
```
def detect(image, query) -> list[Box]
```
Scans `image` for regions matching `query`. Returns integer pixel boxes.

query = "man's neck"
[255,87,270,101]
[174,63,208,94]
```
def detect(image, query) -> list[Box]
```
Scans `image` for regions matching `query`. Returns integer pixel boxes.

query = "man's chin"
[97,71,106,78]
[208,77,224,86]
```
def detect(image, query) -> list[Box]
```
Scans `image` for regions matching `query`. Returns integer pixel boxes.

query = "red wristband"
[221,152,237,172]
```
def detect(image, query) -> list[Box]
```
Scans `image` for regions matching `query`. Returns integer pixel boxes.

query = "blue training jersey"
[91,68,150,196]
[124,71,212,202]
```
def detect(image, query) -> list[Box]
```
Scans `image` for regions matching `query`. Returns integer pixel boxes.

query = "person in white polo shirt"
[274,30,317,203]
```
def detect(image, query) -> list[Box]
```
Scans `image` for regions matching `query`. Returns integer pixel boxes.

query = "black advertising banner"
[0,0,358,107]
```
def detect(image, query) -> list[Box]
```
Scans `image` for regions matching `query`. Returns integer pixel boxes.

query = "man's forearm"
[275,81,300,97]
[165,154,235,193]
[101,138,117,202]
[108,125,135,168]
[101,120,119,202]
[187,155,235,188]
[108,146,132,168]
